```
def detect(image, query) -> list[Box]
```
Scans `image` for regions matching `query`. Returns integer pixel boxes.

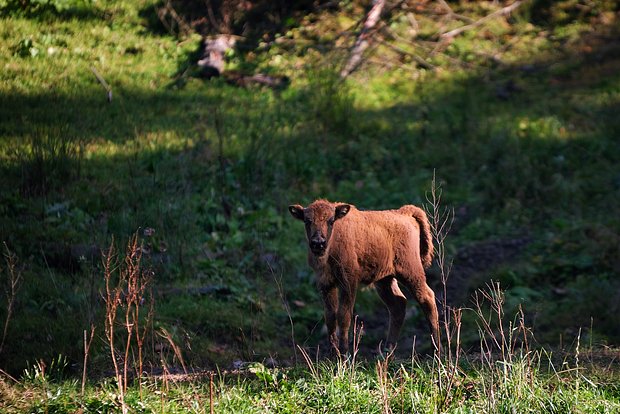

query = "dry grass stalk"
[0,243,22,356]
[349,315,364,381]
[376,347,395,414]
[81,325,95,396]
[472,281,537,409]
[158,327,188,375]
[297,345,319,382]
[210,371,215,414]
[102,232,153,412]
[136,285,154,399]
[268,261,297,365]
[122,233,153,395]
[425,172,454,354]
[159,356,170,414]
[425,174,468,410]
[102,237,125,412]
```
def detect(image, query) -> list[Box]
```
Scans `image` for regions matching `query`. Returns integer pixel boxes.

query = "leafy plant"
[22,354,69,384]
[12,37,39,57]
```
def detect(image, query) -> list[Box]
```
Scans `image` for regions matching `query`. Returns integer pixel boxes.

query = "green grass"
[2,352,619,413]
[0,0,619,409]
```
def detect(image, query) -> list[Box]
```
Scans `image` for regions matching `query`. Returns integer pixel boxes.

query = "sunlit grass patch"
[2,345,618,414]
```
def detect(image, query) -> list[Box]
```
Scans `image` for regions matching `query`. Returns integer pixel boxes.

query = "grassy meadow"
[1,0,619,412]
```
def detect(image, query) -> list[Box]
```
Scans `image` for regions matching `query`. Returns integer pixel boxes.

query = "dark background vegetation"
[0,0,619,378]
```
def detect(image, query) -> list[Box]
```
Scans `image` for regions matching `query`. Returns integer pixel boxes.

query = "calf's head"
[289,200,351,257]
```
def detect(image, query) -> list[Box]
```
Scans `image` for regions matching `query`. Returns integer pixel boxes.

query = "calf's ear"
[288,204,305,220]
[335,204,351,220]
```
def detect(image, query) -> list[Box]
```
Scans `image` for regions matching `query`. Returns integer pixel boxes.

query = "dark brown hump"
[399,205,434,269]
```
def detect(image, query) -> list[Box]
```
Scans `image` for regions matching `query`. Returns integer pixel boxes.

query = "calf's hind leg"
[397,266,441,353]
[375,276,407,350]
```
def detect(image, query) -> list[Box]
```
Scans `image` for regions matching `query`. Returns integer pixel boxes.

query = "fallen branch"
[340,0,386,78]
[380,26,435,70]
[81,325,95,396]
[440,1,524,39]
[436,0,475,24]
[0,368,19,383]
[90,66,112,103]
[157,0,192,37]
[222,72,290,90]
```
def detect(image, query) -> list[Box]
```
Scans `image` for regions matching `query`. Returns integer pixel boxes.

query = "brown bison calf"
[289,199,440,355]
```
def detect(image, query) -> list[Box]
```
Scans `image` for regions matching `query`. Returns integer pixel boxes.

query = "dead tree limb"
[380,26,435,70]
[440,1,524,39]
[340,0,386,78]
[436,0,475,24]
[90,66,112,103]
[156,0,192,37]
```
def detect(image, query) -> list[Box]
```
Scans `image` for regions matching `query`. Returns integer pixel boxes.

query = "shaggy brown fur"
[289,199,440,355]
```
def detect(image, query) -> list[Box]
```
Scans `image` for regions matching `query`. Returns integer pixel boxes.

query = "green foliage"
[12,36,40,57]
[22,354,69,384]
[2,352,619,413]
[0,0,94,17]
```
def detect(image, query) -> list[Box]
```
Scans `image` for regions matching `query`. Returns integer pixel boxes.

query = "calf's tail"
[400,205,434,269]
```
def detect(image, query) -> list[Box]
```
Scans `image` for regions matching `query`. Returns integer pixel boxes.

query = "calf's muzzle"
[310,235,327,255]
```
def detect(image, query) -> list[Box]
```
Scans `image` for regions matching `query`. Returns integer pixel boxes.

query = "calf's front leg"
[337,283,357,355]
[319,284,339,354]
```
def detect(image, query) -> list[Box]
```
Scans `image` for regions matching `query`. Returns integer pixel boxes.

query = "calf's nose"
[310,236,326,249]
